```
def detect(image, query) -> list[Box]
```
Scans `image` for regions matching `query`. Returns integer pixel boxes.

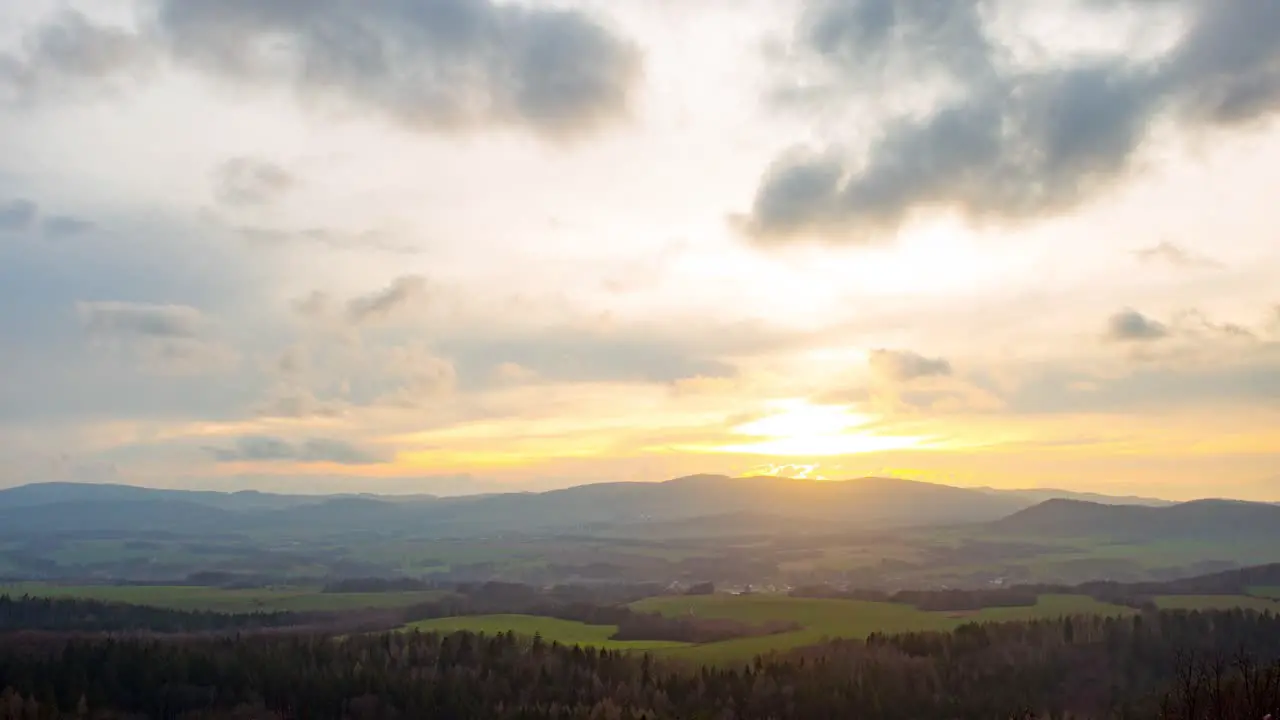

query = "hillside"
[975,487,1172,507]
[0,475,1029,539]
[992,498,1280,542]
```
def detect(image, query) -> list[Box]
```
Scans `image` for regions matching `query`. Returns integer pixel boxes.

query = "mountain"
[976,487,1172,507]
[8,476,1247,542]
[0,475,1030,538]
[1074,561,1280,597]
[0,499,242,535]
[387,475,1033,536]
[991,498,1280,542]
[0,482,367,512]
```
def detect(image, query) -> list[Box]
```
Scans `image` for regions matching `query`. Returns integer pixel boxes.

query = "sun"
[703,399,926,457]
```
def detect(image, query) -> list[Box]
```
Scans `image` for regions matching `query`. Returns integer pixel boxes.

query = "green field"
[402,615,689,651]
[399,594,1144,665]
[1153,595,1280,611]
[1,583,445,613]
[1249,586,1280,599]
[629,594,1135,664]
[15,582,1275,665]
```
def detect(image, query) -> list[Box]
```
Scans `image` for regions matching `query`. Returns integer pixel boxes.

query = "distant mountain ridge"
[992,497,1280,542]
[974,486,1172,507]
[0,475,1026,538]
[1,476,1267,541]
[0,482,436,512]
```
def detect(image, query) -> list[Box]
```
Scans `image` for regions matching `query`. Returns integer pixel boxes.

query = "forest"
[0,608,1278,718]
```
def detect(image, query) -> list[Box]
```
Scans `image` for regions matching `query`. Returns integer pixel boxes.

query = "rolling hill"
[2,478,1270,544]
[991,498,1280,542]
[0,475,1032,539]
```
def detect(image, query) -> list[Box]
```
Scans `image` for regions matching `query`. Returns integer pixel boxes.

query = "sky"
[1,0,1278,501]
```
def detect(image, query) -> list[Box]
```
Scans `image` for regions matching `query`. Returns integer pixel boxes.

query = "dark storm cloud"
[212,158,295,207]
[747,0,1280,242]
[152,0,640,136]
[1106,309,1171,342]
[206,435,383,465]
[868,349,953,381]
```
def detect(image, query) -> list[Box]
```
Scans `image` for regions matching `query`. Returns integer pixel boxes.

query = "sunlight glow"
[704,400,928,458]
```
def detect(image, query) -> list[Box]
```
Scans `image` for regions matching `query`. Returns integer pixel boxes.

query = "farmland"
[403,615,689,651]
[392,593,1141,665]
[8,579,1278,665]
[630,593,1136,663]
[0,582,444,613]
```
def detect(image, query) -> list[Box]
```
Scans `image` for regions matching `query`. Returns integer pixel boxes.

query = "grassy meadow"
[393,593,1145,665]
[627,593,1136,664]
[402,615,689,651]
[9,582,1275,665]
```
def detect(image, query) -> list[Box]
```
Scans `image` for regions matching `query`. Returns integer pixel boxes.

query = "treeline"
[792,562,1280,611]
[321,577,439,593]
[0,595,303,634]
[790,585,1040,610]
[404,582,796,644]
[0,610,1277,718]
[1071,562,1280,606]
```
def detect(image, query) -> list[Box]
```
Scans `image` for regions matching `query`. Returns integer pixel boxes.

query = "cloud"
[77,301,236,373]
[79,301,204,339]
[1004,351,1280,414]
[802,0,996,88]
[0,206,265,426]
[869,349,953,381]
[494,362,538,384]
[443,328,740,387]
[1135,241,1223,269]
[745,0,1280,242]
[0,200,93,239]
[0,10,153,103]
[1173,309,1256,341]
[1106,309,1170,342]
[346,275,428,325]
[377,344,457,408]
[150,0,639,137]
[206,435,383,465]
[212,157,295,207]
[291,291,332,319]
[821,348,999,415]
[233,224,421,256]
[0,199,37,233]
[41,215,94,239]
